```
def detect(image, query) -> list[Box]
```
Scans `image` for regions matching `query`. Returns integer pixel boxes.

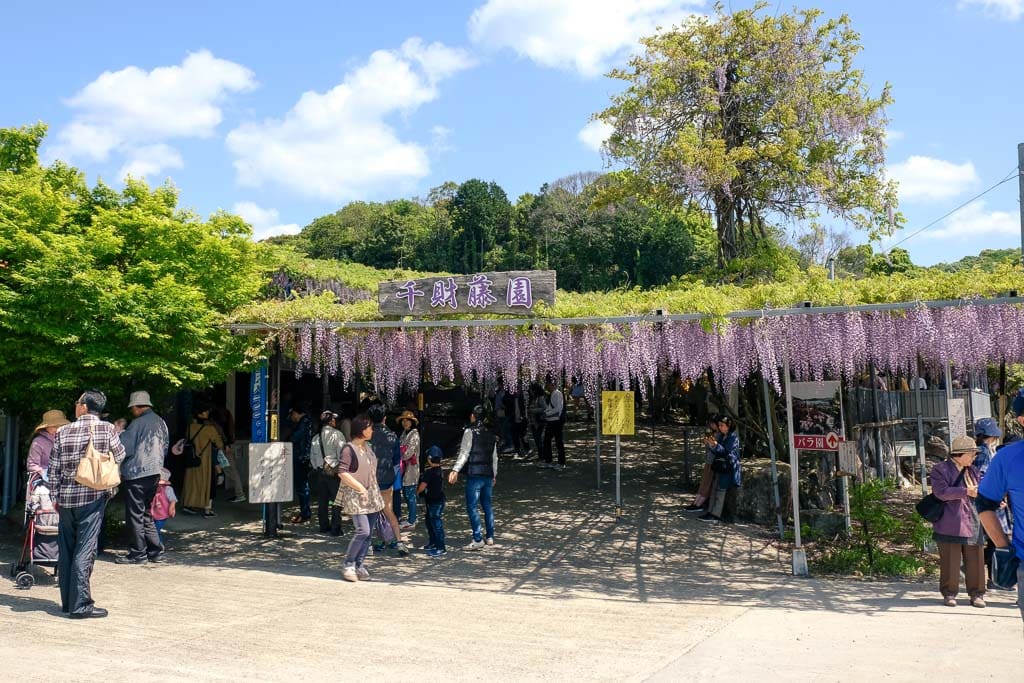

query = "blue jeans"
[345,512,380,568]
[426,502,446,550]
[402,485,418,524]
[155,519,167,544]
[465,476,494,543]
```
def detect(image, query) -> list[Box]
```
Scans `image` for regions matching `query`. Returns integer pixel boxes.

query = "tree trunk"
[714,194,738,268]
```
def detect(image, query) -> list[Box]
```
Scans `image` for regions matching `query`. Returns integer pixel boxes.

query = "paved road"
[2,425,1020,680]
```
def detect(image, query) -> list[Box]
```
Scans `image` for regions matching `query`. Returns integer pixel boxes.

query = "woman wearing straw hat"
[28,410,71,475]
[930,435,986,608]
[398,410,421,530]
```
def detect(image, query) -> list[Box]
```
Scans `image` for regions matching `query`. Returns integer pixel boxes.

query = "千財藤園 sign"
[378,271,555,317]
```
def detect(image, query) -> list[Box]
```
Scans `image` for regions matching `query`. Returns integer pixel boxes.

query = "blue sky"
[1,0,1022,265]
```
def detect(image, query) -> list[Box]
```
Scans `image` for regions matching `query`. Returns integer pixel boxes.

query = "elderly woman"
[930,435,986,608]
[28,410,71,476]
[337,417,386,582]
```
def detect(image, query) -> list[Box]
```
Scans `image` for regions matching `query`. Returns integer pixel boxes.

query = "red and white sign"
[794,432,843,451]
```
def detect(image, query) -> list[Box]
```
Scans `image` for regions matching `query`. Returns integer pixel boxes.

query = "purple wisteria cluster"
[280,304,1024,402]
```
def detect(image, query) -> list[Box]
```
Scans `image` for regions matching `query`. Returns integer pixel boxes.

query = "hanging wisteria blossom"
[276,303,1024,403]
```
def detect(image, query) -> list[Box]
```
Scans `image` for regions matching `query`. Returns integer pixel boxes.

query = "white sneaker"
[399,521,414,530]
[463,540,485,551]
[341,566,359,582]
[356,566,370,580]
[485,537,495,546]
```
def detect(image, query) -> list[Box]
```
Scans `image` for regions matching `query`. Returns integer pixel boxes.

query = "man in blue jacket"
[116,391,168,564]
[977,438,1024,634]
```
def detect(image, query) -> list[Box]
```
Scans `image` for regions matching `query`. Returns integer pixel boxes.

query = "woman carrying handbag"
[930,436,986,608]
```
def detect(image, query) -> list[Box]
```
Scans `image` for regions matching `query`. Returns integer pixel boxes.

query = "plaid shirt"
[48,414,126,508]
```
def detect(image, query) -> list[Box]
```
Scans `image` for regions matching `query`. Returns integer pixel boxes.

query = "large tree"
[450,179,512,273]
[597,2,900,268]
[0,124,263,416]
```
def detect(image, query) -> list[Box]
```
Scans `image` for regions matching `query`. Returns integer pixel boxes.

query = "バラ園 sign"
[378,270,555,317]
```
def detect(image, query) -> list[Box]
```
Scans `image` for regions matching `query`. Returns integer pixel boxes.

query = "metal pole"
[615,378,623,521]
[1018,142,1024,266]
[783,357,808,576]
[762,377,784,539]
[869,360,884,479]
[915,371,927,495]
[944,361,954,448]
[1,415,14,516]
[595,375,602,490]
[264,350,282,538]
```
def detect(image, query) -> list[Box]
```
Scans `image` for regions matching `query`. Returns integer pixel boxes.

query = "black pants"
[393,480,403,520]
[57,497,106,616]
[511,420,527,455]
[543,421,566,465]
[124,474,164,560]
[314,471,341,533]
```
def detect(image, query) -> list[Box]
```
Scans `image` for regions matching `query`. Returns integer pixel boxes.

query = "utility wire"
[885,165,1020,252]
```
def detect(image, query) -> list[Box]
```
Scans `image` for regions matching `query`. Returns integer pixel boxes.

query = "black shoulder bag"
[915,467,966,523]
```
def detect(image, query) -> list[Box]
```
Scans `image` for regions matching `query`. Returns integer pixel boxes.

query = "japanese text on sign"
[601,391,635,436]
[378,270,555,317]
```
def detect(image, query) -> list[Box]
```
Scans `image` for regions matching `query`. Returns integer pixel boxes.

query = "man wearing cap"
[48,390,126,618]
[116,391,169,564]
[310,410,344,535]
[449,405,498,550]
[973,417,1002,475]
[977,437,1024,634]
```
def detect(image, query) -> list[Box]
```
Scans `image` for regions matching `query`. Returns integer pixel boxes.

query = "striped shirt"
[48,414,126,508]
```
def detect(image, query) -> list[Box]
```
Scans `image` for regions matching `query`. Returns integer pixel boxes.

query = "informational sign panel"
[601,391,635,436]
[792,381,845,451]
[250,363,267,443]
[947,399,967,440]
[378,270,555,317]
[248,442,293,504]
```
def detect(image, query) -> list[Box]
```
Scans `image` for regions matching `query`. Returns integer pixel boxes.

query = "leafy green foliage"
[933,248,1020,273]
[597,2,900,265]
[0,125,263,415]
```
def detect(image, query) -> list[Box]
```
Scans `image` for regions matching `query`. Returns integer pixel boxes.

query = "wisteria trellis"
[277,303,1024,402]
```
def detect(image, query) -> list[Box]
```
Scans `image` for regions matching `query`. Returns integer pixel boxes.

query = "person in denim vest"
[449,405,498,550]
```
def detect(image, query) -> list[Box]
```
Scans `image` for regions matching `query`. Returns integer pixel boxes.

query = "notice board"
[248,442,293,504]
[601,391,635,436]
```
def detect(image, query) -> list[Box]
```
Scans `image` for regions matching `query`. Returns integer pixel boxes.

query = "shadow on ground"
[4,419,962,617]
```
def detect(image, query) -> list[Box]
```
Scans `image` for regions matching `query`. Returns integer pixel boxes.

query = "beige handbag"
[74,425,121,490]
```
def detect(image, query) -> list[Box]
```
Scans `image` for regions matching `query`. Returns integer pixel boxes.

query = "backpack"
[151,483,172,520]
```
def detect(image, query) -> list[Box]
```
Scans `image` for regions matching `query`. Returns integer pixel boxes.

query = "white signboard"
[837,441,860,477]
[947,399,967,440]
[248,442,294,504]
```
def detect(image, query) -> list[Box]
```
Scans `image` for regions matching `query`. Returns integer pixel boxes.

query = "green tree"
[865,246,916,276]
[597,2,900,268]
[0,124,263,416]
[450,179,512,273]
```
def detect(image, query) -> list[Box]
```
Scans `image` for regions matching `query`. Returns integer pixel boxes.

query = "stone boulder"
[733,458,791,525]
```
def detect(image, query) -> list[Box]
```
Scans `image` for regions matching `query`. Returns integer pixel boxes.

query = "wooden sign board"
[836,441,860,478]
[378,270,555,317]
[602,391,635,436]
[248,442,293,504]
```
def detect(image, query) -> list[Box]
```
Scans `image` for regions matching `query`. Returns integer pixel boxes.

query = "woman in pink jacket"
[929,435,985,608]
[27,410,70,475]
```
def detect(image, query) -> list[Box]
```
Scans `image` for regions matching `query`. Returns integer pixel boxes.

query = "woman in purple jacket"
[930,436,985,608]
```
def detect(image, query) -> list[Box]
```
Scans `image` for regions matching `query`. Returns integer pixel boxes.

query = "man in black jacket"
[449,405,498,550]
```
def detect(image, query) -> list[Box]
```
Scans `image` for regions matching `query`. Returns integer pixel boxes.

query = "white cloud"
[233,201,301,241]
[885,129,904,143]
[226,38,474,201]
[578,119,614,152]
[469,0,703,77]
[924,200,1018,240]
[958,0,1023,20]
[49,50,256,173]
[118,144,184,180]
[888,155,979,201]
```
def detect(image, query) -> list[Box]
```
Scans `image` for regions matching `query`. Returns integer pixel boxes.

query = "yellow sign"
[270,414,280,441]
[602,391,635,435]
